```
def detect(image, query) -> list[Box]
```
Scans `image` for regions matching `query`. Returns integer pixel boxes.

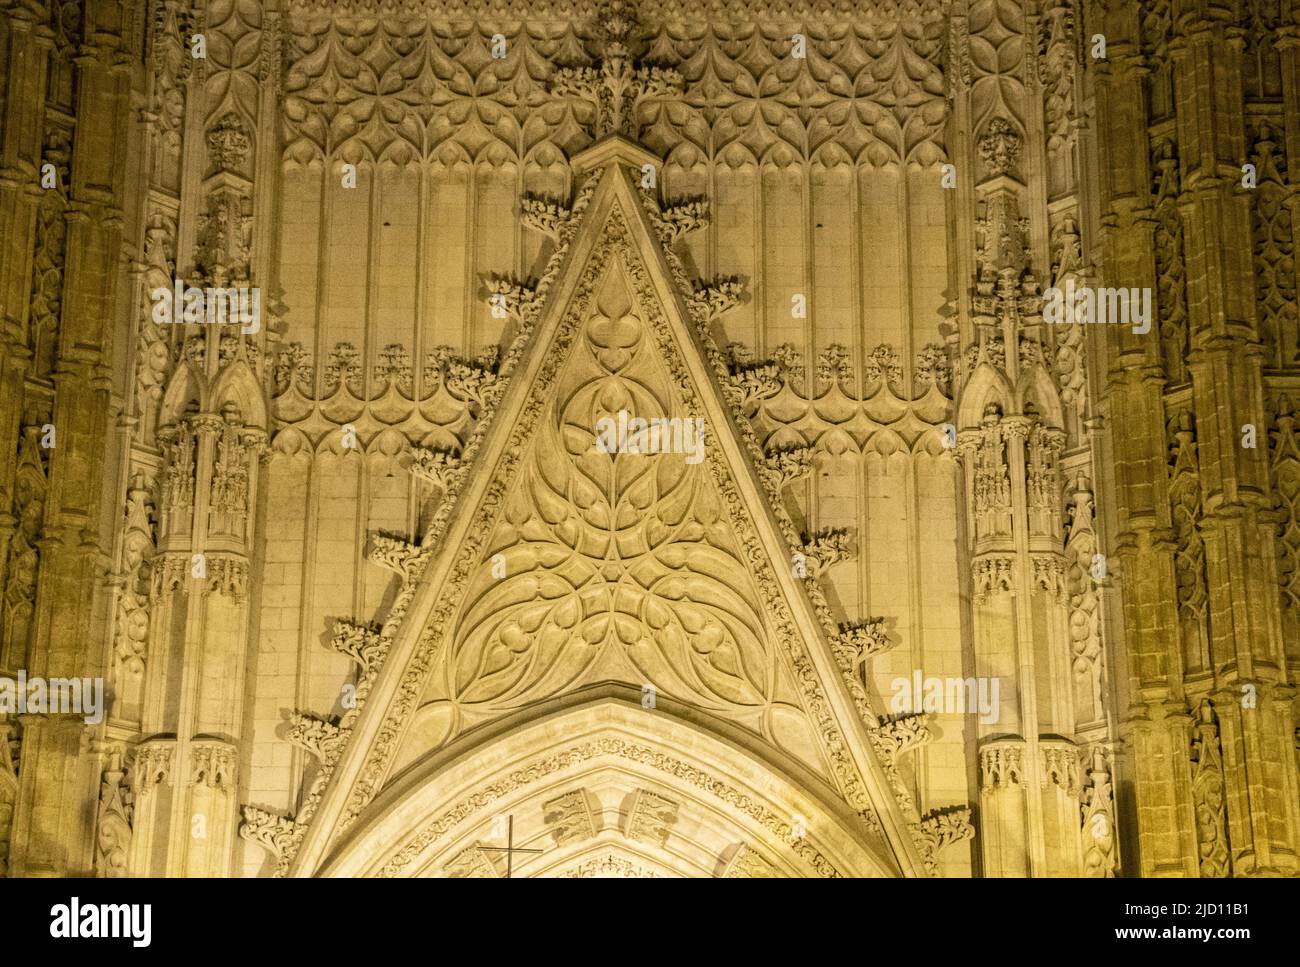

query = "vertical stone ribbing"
[0,2,51,605]
[10,0,133,877]
[1169,0,1300,876]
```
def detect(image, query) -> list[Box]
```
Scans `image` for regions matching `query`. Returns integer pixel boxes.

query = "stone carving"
[323,342,363,395]
[1,430,47,670]
[727,356,784,410]
[442,844,502,878]
[209,415,256,536]
[27,124,71,380]
[542,790,597,846]
[113,477,156,678]
[560,854,657,878]
[642,195,709,246]
[761,446,813,491]
[375,736,846,878]
[194,185,253,286]
[724,340,951,455]
[970,407,1013,541]
[979,741,1023,788]
[1026,422,1064,537]
[1030,553,1066,601]
[1271,398,1300,649]
[134,742,175,798]
[625,789,678,847]
[799,529,855,577]
[239,806,301,865]
[863,344,902,390]
[520,194,582,243]
[308,196,908,865]
[190,741,237,791]
[273,342,313,396]
[134,213,177,437]
[686,279,744,326]
[146,0,194,177]
[368,536,427,585]
[1039,0,1077,159]
[159,422,197,535]
[1040,741,1080,794]
[1065,479,1105,725]
[1250,122,1298,367]
[721,843,779,878]
[913,344,951,395]
[0,720,19,876]
[408,447,466,495]
[913,806,974,874]
[411,260,827,764]
[329,620,389,676]
[287,714,345,764]
[816,344,852,390]
[977,117,1021,176]
[973,554,1014,603]
[373,344,413,394]
[1152,138,1189,385]
[1079,746,1118,877]
[832,618,894,666]
[1049,215,1088,432]
[1190,701,1230,878]
[548,0,684,140]
[482,277,542,328]
[872,714,931,764]
[282,5,946,167]
[1168,413,1210,675]
[206,112,252,171]
[205,555,251,601]
[830,617,891,727]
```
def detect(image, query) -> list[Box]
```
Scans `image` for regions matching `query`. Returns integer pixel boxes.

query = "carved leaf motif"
[413,261,820,767]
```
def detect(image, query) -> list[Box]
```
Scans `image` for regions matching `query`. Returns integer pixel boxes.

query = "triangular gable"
[281,140,928,878]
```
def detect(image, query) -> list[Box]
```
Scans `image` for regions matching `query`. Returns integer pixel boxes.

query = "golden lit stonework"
[0,0,1295,883]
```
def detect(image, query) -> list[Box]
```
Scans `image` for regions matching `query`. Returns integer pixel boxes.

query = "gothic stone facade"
[0,0,1296,877]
